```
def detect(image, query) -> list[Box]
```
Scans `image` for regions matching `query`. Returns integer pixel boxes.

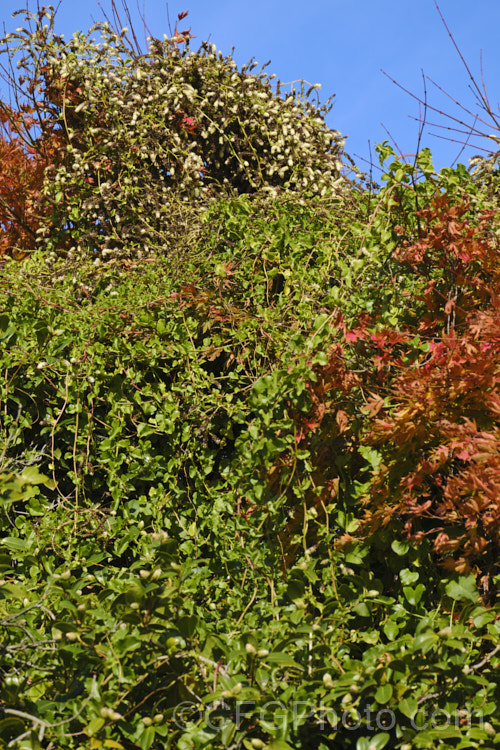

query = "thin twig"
[471,644,500,672]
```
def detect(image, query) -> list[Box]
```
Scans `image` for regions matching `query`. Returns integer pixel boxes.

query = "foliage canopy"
[1,5,348,265]
[0,5,500,750]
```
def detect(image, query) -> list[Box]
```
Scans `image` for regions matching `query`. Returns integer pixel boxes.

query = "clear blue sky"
[2,1,500,176]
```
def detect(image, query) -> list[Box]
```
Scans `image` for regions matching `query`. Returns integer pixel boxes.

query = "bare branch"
[471,644,500,673]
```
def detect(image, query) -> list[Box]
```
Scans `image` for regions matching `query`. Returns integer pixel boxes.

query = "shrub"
[1,6,350,264]
[1,7,500,750]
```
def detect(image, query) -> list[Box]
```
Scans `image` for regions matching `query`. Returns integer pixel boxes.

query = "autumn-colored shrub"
[278,175,500,587]
[358,192,500,583]
[0,103,49,259]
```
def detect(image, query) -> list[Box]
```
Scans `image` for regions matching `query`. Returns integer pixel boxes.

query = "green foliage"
[2,167,500,748]
[1,7,500,750]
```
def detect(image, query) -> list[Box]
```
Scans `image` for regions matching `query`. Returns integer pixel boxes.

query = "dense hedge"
[1,6,500,750]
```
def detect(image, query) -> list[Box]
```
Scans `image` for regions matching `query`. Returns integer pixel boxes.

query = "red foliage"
[395,193,499,331]
[0,81,75,261]
[271,190,500,579]
[357,193,500,578]
[172,11,195,45]
[361,314,500,575]
[0,103,49,259]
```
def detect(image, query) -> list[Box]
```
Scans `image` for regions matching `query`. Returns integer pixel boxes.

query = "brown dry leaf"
[363,393,385,418]
[335,409,349,434]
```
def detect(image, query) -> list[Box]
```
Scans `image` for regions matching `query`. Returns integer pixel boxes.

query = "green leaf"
[445,574,479,603]
[221,720,237,747]
[264,653,303,670]
[20,467,49,485]
[0,553,12,572]
[353,602,371,617]
[400,568,419,585]
[414,632,439,655]
[399,697,418,719]
[178,614,198,638]
[375,685,393,704]
[358,445,382,471]
[138,726,155,750]
[362,734,390,750]
[414,726,462,741]
[345,551,365,565]
[313,313,330,332]
[84,717,106,736]
[1,536,27,552]
[383,621,399,641]
[403,584,425,605]
[2,582,28,599]
[286,580,305,601]
[472,609,496,627]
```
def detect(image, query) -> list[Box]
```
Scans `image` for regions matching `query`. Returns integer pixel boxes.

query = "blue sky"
[2,1,500,176]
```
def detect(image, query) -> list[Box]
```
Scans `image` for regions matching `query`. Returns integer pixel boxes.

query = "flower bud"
[323,673,334,689]
[484,722,495,737]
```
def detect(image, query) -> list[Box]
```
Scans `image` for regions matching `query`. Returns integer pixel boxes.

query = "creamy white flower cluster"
[7,6,349,262]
